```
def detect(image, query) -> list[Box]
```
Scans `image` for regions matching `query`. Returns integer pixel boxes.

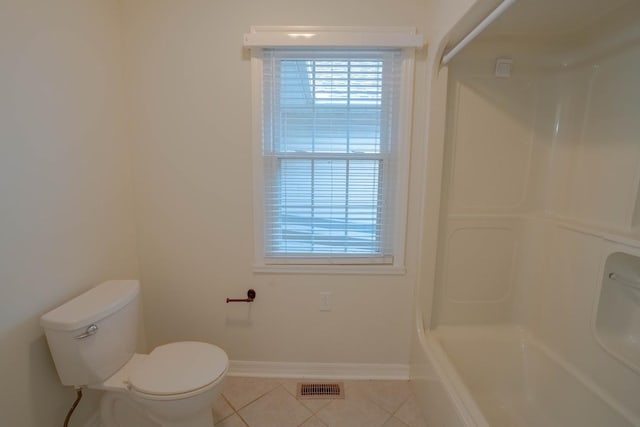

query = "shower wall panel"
[428,1,640,421]
[546,46,640,232]
[433,51,539,325]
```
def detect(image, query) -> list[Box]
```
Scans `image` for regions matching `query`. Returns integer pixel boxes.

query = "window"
[245,27,421,271]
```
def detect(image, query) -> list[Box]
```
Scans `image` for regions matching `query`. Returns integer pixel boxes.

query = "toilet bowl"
[40,280,229,427]
[97,342,228,427]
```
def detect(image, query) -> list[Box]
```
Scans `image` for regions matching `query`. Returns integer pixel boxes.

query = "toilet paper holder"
[226,289,256,303]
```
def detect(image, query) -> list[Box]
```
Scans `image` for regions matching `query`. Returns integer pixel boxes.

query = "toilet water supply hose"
[63,388,83,427]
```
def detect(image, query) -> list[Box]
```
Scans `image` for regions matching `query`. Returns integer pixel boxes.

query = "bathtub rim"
[424,322,640,427]
[413,311,489,427]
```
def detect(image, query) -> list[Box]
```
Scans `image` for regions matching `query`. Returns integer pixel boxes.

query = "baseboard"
[228,360,410,380]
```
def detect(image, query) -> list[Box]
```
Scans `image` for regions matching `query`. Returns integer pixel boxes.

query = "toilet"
[40,280,228,427]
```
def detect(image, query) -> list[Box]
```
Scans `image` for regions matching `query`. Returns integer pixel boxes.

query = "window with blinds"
[260,48,405,264]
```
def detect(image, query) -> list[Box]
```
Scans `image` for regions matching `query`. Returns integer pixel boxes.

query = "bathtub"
[413,324,638,427]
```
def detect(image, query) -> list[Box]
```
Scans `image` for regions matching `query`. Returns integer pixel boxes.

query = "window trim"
[244,26,424,48]
[246,27,420,274]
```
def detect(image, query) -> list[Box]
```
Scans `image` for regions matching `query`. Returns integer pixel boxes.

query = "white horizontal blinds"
[262,48,402,262]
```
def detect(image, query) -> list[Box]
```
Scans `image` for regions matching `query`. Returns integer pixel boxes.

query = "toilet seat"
[128,342,228,400]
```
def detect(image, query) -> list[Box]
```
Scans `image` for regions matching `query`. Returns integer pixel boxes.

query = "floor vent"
[296,382,345,399]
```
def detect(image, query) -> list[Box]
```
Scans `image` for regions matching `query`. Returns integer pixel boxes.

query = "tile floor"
[212,377,427,427]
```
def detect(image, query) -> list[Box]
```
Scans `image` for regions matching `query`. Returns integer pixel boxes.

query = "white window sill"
[252,264,406,275]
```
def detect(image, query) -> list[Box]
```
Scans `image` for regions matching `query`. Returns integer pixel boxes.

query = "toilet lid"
[129,342,228,396]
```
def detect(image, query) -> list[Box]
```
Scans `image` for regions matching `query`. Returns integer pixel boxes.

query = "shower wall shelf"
[594,252,640,374]
[607,272,640,291]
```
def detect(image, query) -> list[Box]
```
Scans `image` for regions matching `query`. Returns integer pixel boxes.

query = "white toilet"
[41,280,228,427]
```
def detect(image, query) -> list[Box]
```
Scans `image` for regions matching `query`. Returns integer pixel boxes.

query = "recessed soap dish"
[594,252,640,374]
[607,272,640,291]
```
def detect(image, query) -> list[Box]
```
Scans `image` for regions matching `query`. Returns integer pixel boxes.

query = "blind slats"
[262,48,402,261]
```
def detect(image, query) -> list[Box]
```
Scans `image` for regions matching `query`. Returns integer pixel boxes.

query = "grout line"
[234,390,273,412]
[212,394,236,424]
[302,415,329,427]
[390,415,411,427]
[278,379,299,398]
[389,393,412,417]
[235,411,250,427]
[302,400,332,415]
[297,413,314,427]
[393,393,427,427]
[223,380,281,411]
[351,379,410,416]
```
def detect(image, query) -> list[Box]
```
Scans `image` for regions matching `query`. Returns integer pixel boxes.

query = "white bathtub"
[413,324,638,427]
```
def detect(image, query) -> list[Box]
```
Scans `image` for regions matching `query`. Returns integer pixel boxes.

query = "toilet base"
[100,391,159,427]
[99,390,217,427]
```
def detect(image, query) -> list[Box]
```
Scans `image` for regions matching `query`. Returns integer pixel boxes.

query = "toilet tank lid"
[40,280,140,331]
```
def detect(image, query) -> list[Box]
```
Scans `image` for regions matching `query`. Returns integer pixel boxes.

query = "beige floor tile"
[220,377,423,427]
[216,413,248,427]
[351,380,412,414]
[382,416,410,427]
[278,378,299,396]
[212,394,235,422]
[223,377,281,410]
[394,395,427,427]
[238,385,313,427]
[299,397,333,414]
[299,416,328,426]
[316,388,392,427]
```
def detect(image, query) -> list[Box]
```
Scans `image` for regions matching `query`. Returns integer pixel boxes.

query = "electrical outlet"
[319,291,332,311]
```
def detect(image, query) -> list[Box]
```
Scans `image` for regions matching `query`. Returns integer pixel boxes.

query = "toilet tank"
[41,280,140,387]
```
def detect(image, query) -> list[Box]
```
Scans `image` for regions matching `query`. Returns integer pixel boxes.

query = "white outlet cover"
[320,292,332,311]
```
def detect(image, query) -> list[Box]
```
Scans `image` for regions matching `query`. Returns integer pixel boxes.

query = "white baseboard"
[228,360,409,380]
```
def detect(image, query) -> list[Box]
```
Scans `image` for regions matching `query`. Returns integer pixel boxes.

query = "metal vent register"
[296,382,345,399]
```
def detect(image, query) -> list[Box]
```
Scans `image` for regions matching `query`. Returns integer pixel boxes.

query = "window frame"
[246,27,421,274]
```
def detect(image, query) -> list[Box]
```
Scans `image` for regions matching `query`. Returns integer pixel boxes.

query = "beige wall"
[0,1,138,425]
[0,0,437,423]
[121,0,428,364]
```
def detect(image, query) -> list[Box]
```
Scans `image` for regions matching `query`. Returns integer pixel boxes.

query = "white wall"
[121,0,428,366]
[0,1,138,425]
